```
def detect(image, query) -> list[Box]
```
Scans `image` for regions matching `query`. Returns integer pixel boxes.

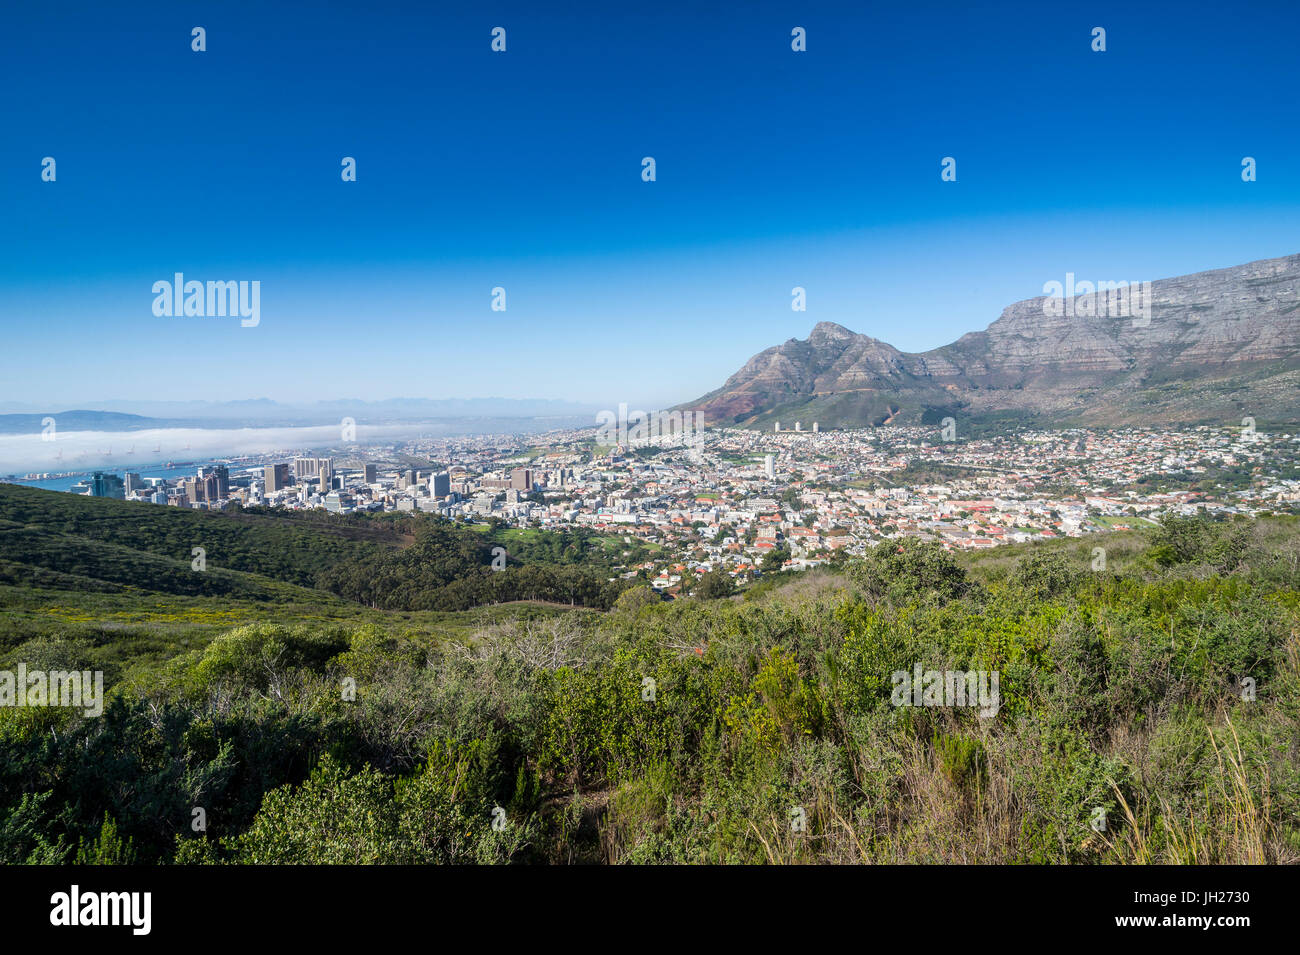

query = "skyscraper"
[90,472,125,498]
[209,465,230,499]
[431,471,450,498]
[363,463,377,483]
[198,467,229,504]
[264,463,289,493]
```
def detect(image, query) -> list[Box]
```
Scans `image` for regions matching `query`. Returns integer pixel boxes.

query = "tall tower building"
[264,463,289,493]
[431,471,451,498]
[91,472,125,499]
[211,465,230,498]
[201,472,221,503]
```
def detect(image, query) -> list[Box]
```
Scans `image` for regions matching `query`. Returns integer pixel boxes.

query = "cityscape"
[18,417,1298,597]
[3,0,1298,904]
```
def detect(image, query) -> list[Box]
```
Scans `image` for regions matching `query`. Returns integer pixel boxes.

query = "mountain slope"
[683,253,1300,429]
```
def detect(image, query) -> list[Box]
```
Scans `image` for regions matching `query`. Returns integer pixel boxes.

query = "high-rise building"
[123,472,143,494]
[264,463,290,493]
[201,471,222,503]
[430,471,450,498]
[294,457,320,479]
[318,460,333,493]
[194,465,229,502]
[510,467,533,491]
[764,455,775,480]
[363,463,377,483]
[323,491,354,513]
[212,465,230,498]
[90,472,125,499]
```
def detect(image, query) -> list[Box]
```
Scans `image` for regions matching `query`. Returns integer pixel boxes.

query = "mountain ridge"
[681,252,1300,430]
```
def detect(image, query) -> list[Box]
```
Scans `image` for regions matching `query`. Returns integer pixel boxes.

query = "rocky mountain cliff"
[682,253,1300,430]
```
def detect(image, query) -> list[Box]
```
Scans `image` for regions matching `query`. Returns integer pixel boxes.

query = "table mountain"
[682,252,1300,430]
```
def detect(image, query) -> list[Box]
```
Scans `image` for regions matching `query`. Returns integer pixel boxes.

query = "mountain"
[0,397,600,427]
[0,399,601,441]
[682,253,1300,430]
[0,410,173,435]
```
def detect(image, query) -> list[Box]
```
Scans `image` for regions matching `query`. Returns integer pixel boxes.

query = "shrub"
[850,538,975,605]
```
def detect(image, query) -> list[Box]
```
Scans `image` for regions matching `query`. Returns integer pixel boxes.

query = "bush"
[1150,515,1248,571]
[695,570,737,600]
[1012,551,1080,599]
[850,538,975,605]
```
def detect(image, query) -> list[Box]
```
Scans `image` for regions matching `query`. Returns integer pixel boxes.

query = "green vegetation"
[0,485,400,591]
[1,484,1298,864]
[0,484,627,615]
[317,522,624,611]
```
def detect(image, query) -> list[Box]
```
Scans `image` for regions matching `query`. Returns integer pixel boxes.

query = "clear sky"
[2,0,1298,410]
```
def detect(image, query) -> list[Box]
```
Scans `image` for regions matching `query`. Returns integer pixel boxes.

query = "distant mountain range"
[0,398,600,434]
[681,253,1300,431]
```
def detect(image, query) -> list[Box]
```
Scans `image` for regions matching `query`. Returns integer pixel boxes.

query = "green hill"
[0,483,403,592]
[0,498,1297,866]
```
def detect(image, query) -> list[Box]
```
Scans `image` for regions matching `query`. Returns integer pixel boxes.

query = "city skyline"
[5,0,1300,890]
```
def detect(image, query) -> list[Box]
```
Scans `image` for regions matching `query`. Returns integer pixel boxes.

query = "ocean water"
[9,460,232,492]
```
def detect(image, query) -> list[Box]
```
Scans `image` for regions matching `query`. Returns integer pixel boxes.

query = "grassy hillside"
[0,482,620,684]
[0,484,627,621]
[0,484,405,588]
[1,504,1296,865]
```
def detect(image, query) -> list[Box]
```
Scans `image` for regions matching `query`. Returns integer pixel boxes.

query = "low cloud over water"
[0,419,581,474]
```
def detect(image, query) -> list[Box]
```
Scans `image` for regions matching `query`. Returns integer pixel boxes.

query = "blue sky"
[2,0,1298,409]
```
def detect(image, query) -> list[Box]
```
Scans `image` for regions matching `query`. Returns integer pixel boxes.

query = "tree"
[849,538,974,605]
[695,569,736,599]
[1012,549,1080,598]
[761,545,791,574]
[614,585,661,613]
[1150,515,1249,571]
